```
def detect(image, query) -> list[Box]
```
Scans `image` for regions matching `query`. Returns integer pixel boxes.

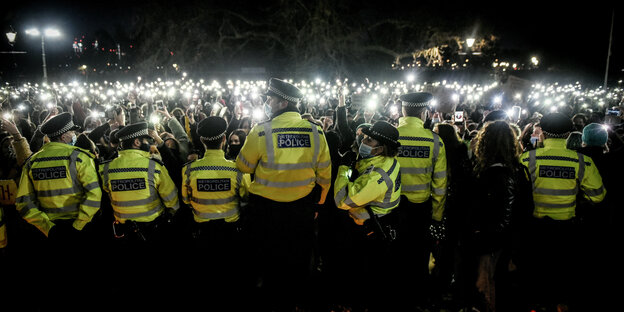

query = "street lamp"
[25,27,61,83]
[466,38,476,48]
[5,31,17,46]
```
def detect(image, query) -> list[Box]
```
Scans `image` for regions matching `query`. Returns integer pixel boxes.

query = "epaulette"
[75,148,96,159]
[363,164,375,175]
[149,157,165,166]
[183,159,196,167]
[99,158,114,165]
[23,154,35,168]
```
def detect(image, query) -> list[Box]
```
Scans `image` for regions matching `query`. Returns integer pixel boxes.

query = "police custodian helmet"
[197,116,228,141]
[264,78,304,103]
[40,112,80,138]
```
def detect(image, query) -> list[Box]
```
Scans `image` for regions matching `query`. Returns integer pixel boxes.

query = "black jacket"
[470,163,532,254]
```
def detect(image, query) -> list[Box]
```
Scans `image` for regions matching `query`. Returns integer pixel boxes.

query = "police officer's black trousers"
[191,219,247,291]
[394,197,434,304]
[246,194,316,300]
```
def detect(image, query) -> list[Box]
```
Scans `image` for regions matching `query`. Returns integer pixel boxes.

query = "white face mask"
[358,142,376,159]
[69,133,77,146]
[264,99,273,119]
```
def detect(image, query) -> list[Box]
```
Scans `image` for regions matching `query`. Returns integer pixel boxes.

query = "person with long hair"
[463,120,533,312]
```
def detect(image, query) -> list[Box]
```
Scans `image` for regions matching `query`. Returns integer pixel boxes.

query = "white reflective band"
[194,207,239,219]
[255,177,316,188]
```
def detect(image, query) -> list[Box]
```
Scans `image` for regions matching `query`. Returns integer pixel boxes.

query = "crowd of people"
[0,76,623,311]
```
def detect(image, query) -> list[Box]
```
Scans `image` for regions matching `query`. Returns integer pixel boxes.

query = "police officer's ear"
[132,138,142,149]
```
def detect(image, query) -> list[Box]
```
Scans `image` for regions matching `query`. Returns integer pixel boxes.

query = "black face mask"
[139,141,151,152]
[227,144,242,158]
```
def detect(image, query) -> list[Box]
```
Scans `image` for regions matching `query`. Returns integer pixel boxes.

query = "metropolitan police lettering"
[399,146,430,158]
[278,134,311,148]
[32,166,67,180]
[111,178,147,191]
[539,165,576,179]
[197,179,231,192]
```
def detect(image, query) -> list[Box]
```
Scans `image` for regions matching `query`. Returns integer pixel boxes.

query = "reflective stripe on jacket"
[520,138,606,220]
[15,142,102,236]
[100,149,179,223]
[182,149,250,223]
[236,111,332,203]
[334,155,401,224]
[396,117,447,221]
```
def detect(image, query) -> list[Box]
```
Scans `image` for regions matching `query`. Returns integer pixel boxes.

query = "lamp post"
[5,30,17,46]
[25,28,61,83]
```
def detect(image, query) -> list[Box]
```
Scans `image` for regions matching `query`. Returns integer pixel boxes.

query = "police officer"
[182,116,251,289]
[520,113,606,309]
[99,122,179,254]
[236,78,332,297]
[394,92,448,303]
[333,120,402,298]
[15,112,102,248]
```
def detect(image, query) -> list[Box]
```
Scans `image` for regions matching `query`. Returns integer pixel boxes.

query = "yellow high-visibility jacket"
[520,138,606,220]
[334,155,401,225]
[182,149,251,223]
[15,142,102,236]
[0,207,6,248]
[100,149,179,223]
[396,117,447,221]
[236,111,332,204]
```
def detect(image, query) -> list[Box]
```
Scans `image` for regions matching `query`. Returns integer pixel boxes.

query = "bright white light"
[493,95,502,104]
[253,108,264,120]
[367,100,377,111]
[3,113,12,119]
[25,28,40,36]
[452,94,459,102]
[531,57,539,66]
[44,28,61,37]
[150,115,160,124]
[406,74,415,82]
[466,38,476,48]
[390,105,398,114]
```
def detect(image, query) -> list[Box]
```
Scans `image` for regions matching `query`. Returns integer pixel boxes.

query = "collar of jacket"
[45,141,94,156]
[398,116,424,128]
[202,149,225,159]
[271,110,302,121]
[119,148,151,158]
[355,155,390,173]
[542,138,567,149]
[271,106,300,119]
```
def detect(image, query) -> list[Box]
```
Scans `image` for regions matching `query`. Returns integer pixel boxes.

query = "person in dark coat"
[464,120,533,312]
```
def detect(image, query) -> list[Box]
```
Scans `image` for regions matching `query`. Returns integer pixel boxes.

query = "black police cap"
[361,120,401,149]
[265,78,304,103]
[40,112,80,137]
[197,116,228,141]
[115,122,149,141]
[399,92,433,107]
[540,113,574,138]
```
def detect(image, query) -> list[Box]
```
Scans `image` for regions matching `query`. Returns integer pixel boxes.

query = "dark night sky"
[3,1,622,84]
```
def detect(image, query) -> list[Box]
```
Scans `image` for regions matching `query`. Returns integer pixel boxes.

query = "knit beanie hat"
[582,123,608,146]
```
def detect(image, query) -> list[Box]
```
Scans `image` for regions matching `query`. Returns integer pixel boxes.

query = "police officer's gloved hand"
[340,150,357,167]
[164,208,176,224]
